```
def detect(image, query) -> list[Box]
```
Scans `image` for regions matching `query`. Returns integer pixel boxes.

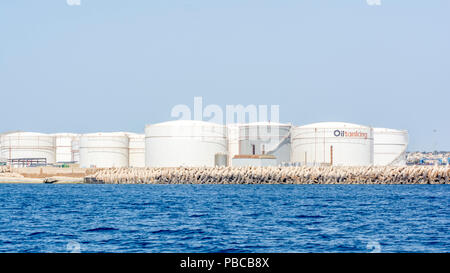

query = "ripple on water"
[83,227,119,232]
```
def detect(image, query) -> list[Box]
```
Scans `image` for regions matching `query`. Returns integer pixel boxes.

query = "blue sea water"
[0,184,448,253]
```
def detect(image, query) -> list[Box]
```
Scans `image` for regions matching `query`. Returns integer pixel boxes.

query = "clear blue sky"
[0,0,449,151]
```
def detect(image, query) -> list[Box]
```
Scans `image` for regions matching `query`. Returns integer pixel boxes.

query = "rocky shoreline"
[86,166,450,185]
[2,165,449,184]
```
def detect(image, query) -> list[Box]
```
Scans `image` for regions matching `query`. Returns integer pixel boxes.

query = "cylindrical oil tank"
[52,133,79,163]
[127,133,145,168]
[145,120,228,167]
[291,122,374,166]
[373,128,409,166]
[71,137,80,164]
[0,132,56,165]
[79,132,129,168]
[238,122,292,165]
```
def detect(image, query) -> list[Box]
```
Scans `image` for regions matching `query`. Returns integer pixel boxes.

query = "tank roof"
[373,127,408,133]
[81,132,129,137]
[1,132,51,137]
[146,120,225,128]
[50,133,80,137]
[235,122,291,127]
[298,122,369,129]
[127,133,145,139]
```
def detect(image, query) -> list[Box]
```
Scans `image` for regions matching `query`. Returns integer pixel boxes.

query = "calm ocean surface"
[0,184,448,253]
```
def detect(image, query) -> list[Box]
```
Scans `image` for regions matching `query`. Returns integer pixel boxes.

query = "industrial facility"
[227,122,292,166]
[0,121,410,168]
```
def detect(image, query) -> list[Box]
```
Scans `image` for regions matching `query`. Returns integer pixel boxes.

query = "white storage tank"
[127,133,145,168]
[145,120,228,167]
[52,133,79,163]
[71,137,80,164]
[238,122,292,165]
[79,132,129,168]
[291,122,374,166]
[0,132,56,166]
[373,128,409,166]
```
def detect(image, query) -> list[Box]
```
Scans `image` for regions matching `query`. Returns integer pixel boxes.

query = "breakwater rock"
[0,166,12,174]
[86,166,450,184]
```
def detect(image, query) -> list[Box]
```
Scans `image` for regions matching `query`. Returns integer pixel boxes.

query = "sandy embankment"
[0,177,45,184]
[0,175,85,184]
[0,166,93,184]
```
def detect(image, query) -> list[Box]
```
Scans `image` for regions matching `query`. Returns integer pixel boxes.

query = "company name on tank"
[334,130,368,139]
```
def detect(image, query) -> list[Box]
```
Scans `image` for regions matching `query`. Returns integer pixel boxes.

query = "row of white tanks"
[0,121,408,168]
[0,132,146,168]
[144,120,408,167]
